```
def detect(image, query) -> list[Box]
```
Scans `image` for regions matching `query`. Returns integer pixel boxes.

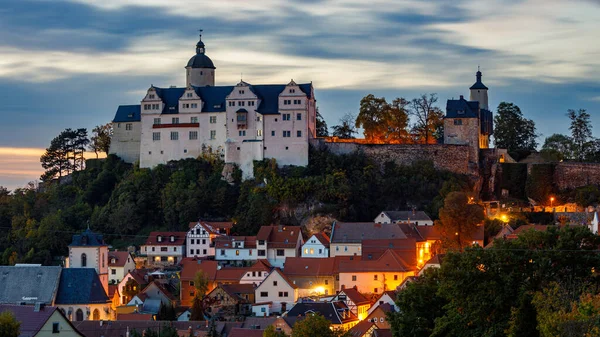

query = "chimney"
[459,95,464,100]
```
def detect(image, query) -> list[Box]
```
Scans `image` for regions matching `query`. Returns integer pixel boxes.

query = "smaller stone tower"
[469,69,488,110]
[185,31,216,87]
[68,228,109,294]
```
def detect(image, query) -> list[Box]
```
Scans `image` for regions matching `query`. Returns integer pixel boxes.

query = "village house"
[287,301,359,331]
[117,269,149,306]
[141,232,186,265]
[207,283,256,316]
[348,320,378,337]
[365,303,394,330]
[301,233,330,258]
[137,280,178,309]
[330,222,407,257]
[0,304,84,337]
[368,291,399,315]
[239,259,272,286]
[338,250,415,294]
[256,226,304,268]
[252,268,298,316]
[331,287,371,321]
[54,268,112,321]
[186,221,230,258]
[374,210,433,226]
[215,236,258,264]
[282,257,336,297]
[108,251,135,284]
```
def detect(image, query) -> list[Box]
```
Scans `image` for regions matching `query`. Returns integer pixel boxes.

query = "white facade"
[141,244,185,265]
[301,234,329,258]
[254,269,298,314]
[240,269,269,286]
[367,292,399,315]
[215,237,257,263]
[68,246,109,295]
[187,222,224,258]
[108,252,136,284]
[110,120,141,164]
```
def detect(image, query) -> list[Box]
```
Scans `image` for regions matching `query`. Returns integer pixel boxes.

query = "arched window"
[75,309,84,321]
[81,253,87,267]
[93,309,100,320]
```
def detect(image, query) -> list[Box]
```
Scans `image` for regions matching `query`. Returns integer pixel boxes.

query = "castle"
[110,33,317,177]
[110,33,492,178]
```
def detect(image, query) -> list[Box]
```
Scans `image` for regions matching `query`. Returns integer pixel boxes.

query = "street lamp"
[501,214,508,223]
[550,197,555,208]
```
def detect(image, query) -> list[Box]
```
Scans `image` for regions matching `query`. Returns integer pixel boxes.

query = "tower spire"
[196,29,205,54]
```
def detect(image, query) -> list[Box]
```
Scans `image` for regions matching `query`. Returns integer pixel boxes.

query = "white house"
[108,251,136,284]
[301,233,330,258]
[110,33,317,178]
[256,226,304,268]
[141,232,186,265]
[374,210,433,226]
[239,259,272,286]
[215,236,257,264]
[186,221,229,258]
[252,268,298,315]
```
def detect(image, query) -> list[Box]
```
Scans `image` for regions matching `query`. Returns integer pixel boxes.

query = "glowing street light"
[501,214,508,223]
[550,197,555,208]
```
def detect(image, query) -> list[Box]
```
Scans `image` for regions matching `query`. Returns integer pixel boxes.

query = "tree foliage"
[90,123,112,158]
[493,102,538,152]
[331,113,358,139]
[40,128,89,181]
[410,93,444,144]
[263,325,288,337]
[354,94,410,143]
[316,109,329,137]
[291,313,350,337]
[0,311,20,337]
[435,192,484,251]
[541,133,575,161]
[568,108,594,161]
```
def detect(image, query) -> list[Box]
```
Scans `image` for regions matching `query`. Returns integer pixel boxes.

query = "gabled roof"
[257,226,302,248]
[445,96,480,118]
[189,221,234,232]
[69,228,106,246]
[125,269,149,286]
[140,281,177,301]
[397,223,444,242]
[349,319,377,337]
[55,268,110,304]
[331,222,406,243]
[180,258,219,281]
[108,285,118,298]
[215,268,247,283]
[339,250,414,273]
[287,301,358,325]
[361,238,417,266]
[259,268,298,290]
[283,257,336,277]
[108,251,132,267]
[116,313,154,321]
[306,232,330,248]
[337,287,370,305]
[247,259,272,272]
[214,283,255,303]
[113,105,141,123]
[214,236,257,249]
[380,211,432,222]
[0,304,82,337]
[144,232,187,246]
[0,266,62,305]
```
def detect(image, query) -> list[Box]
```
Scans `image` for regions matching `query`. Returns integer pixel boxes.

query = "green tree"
[541,133,575,161]
[316,109,329,137]
[331,113,357,139]
[409,93,444,144]
[388,268,447,337]
[493,102,538,151]
[567,109,593,161]
[435,192,484,251]
[355,95,410,143]
[263,325,288,337]
[90,123,113,158]
[291,313,350,337]
[190,270,213,320]
[0,311,20,337]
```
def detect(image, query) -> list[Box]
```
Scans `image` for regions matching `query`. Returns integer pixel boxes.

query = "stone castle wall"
[554,162,600,190]
[311,139,473,175]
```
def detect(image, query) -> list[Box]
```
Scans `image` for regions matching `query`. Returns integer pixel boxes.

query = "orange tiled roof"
[108,251,132,267]
[247,259,272,271]
[144,232,187,246]
[339,249,414,273]
[215,268,247,282]
[311,232,330,248]
[283,257,336,277]
[257,226,302,248]
[180,258,219,281]
[338,287,370,305]
[361,238,417,265]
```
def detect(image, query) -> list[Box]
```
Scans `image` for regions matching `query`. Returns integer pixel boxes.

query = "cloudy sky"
[1,0,599,190]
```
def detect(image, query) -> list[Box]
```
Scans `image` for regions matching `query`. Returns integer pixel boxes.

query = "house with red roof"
[282,257,337,297]
[117,269,149,306]
[332,287,371,320]
[141,232,187,266]
[108,250,136,284]
[206,283,255,316]
[349,319,378,337]
[252,268,298,316]
[239,259,272,286]
[367,291,398,315]
[0,304,84,337]
[186,221,229,259]
[338,250,416,294]
[256,226,303,268]
[215,236,258,264]
[301,232,330,258]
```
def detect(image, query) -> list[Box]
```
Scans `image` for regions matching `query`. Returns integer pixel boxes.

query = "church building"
[110,33,317,177]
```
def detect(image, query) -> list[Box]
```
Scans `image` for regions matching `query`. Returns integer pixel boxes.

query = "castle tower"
[469,69,488,110]
[185,31,216,87]
[68,228,109,294]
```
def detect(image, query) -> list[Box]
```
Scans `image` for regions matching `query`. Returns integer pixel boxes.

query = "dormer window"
[186,93,192,98]
[111,258,116,264]
[170,235,175,242]
[239,90,245,94]
[157,235,162,242]
[149,94,155,99]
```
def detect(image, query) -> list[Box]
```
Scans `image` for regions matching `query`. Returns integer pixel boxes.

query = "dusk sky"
[1,0,599,190]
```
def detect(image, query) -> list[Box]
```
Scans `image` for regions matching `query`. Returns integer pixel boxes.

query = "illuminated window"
[310,248,314,254]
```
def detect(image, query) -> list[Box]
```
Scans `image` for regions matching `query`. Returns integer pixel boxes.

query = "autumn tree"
[0,311,20,337]
[493,102,538,151]
[435,192,484,251]
[90,123,112,158]
[567,109,593,161]
[190,270,214,320]
[331,113,358,139]
[409,93,444,144]
[355,94,410,143]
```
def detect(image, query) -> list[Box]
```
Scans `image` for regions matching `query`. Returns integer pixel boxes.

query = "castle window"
[239,90,245,94]
[187,93,192,98]
[191,117,198,123]
[170,132,179,140]
[297,113,302,120]
[283,131,291,138]
[191,103,197,109]
[271,131,275,136]
[289,89,295,93]
[283,114,291,121]
[125,123,132,131]
[454,119,463,125]
[210,116,217,124]
[149,94,155,99]
[189,131,198,140]
[238,101,245,106]
[297,130,302,137]
[153,132,161,141]
[81,253,87,267]
[210,130,216,139]
[257,130,263,137]
[248,101,255,106]
[239,130,246,137]
[229,101,235,107]
[172,117,179,124]
[153,118,161,125]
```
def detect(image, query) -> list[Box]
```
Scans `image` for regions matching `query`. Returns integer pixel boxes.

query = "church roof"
[69,228,106,247]
[113,105,141,123]
[55,268,110,304]
[187,53,216,69]
[470,70,488,90]
[0,266,62,305]
[445,96,480,118]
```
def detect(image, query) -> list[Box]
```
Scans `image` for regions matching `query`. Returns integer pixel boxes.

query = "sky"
[1,0,599,190]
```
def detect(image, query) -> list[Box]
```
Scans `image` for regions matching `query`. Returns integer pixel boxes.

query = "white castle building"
[110,33,317,177]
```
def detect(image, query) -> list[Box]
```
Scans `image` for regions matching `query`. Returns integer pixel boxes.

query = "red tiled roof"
[247,259,272,271]
[116,313,154,321]
[215,268,247,282]
[339,250,414,273]
[144,232,187,246]
[283,257,336,277]
[374,329,393,337]
[257,226,302,248]
[140,281,177,301]
[270,268,298,289]
[361,238,417,266]
[214,236,257,249]
[311,232,331,248]
[108,285,118,298]
[180,258,219,281]
[127,269,148,285]
[108,251,132,267]
[349,320,376,337]
[338,287,370,305]
[512,224,552,235]
[228,328,265,337]
[333,256,362,274]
